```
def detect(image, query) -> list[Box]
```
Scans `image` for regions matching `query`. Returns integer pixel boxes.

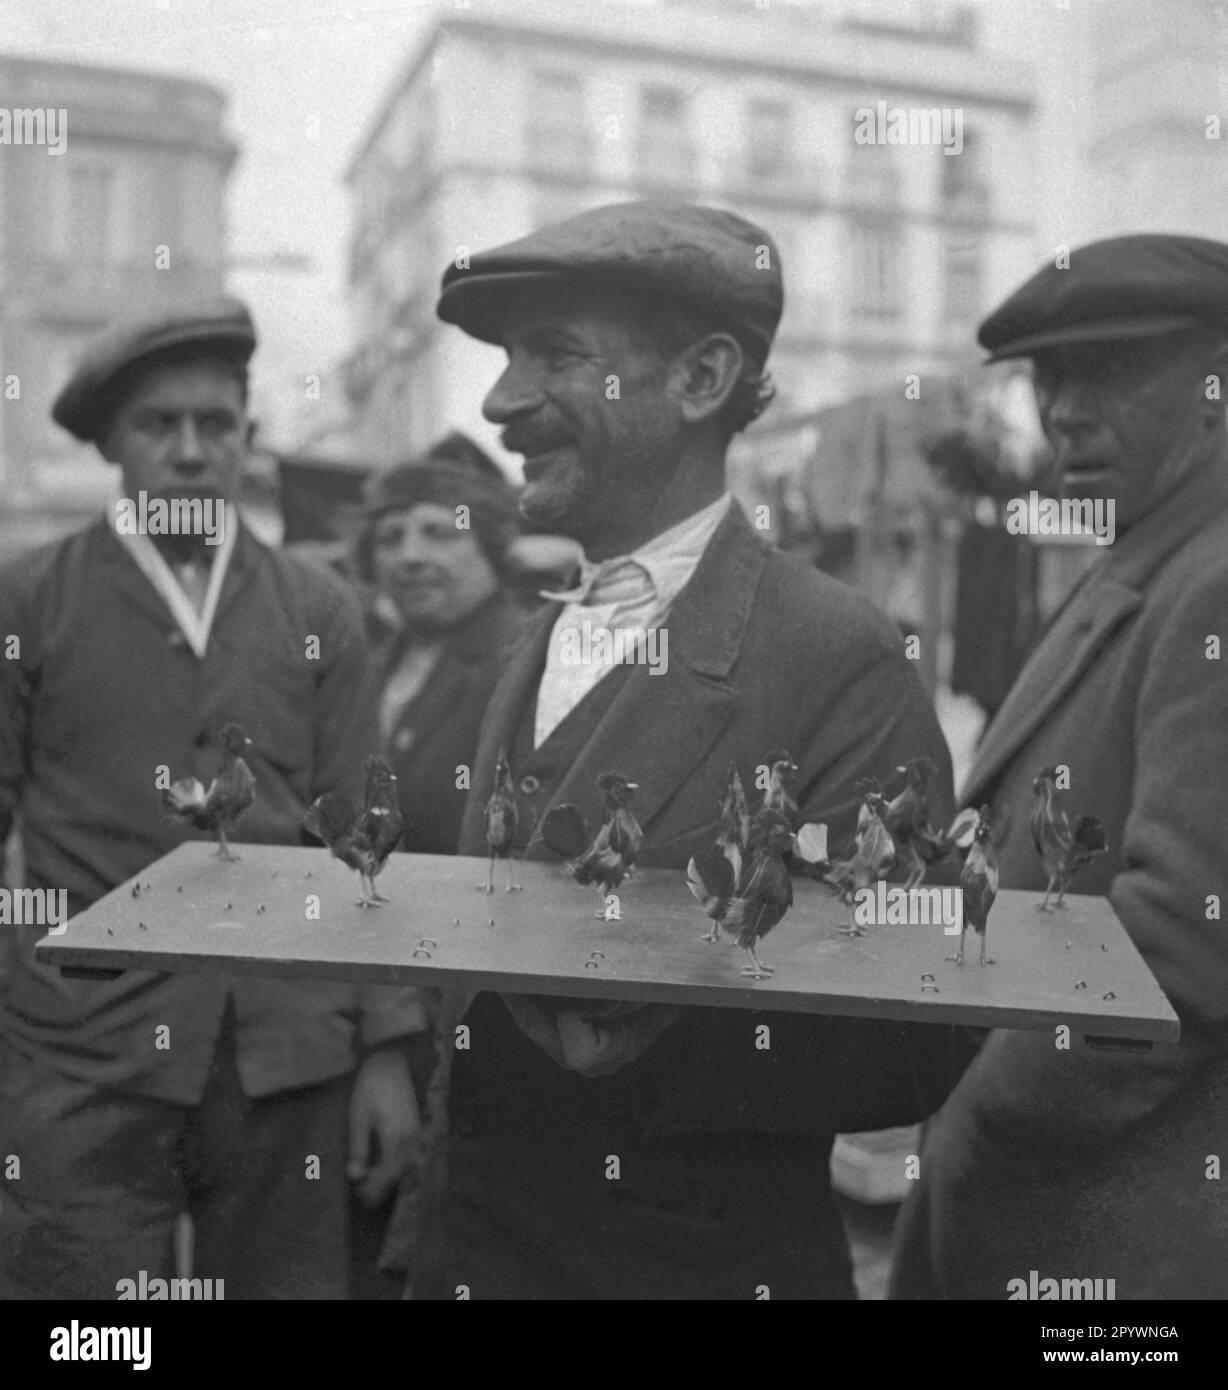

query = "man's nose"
[482,359,540,424]
[1045,380,1101,438]
[172,419,206,471]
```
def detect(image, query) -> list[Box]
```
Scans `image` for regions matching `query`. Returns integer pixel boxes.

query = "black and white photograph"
[0,0,1225,1352]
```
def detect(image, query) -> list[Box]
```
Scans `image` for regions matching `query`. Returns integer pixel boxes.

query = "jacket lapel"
[530,504,765,845]
[97,522,180,635]
[963,462,1228,803]
[961,576,1140,801]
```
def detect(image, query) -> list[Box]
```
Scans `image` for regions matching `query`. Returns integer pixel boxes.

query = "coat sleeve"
[308,572,429,1046]
[936,560,1228,1161]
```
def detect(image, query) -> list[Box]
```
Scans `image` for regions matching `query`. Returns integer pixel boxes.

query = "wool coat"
[892,461,1228,1300]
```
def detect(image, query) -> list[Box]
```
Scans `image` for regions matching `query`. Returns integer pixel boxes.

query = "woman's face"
[371,501,501,631]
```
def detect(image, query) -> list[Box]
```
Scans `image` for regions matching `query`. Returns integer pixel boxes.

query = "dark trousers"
[0,1006,351,1300]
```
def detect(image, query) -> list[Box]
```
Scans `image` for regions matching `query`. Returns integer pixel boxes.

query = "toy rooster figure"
[884,757,950,890]
[162,722,256,861]
[687,807,795,980]
[303,755,404,908]
[1030,766,1108,911]
[540,772,643,918]
[760,750,799,823]
[821,789,897,936]
[950,805,998,966]
[480,749,522,894]
[716,762,752,880]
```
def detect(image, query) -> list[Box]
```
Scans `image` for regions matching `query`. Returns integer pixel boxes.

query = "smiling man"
[0,298,424,1299]
[412,201,970,1301]
[892,234,1228,1300]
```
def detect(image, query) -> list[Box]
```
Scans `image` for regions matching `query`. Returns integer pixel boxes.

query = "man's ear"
[674,332,745,427]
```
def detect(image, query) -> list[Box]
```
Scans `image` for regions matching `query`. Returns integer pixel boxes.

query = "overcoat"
[892,462,1228,1300]
[425,503,971,1300]
[379,593,518,855]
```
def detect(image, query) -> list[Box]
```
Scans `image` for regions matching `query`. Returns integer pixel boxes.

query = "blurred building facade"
[1081,0,1228,242]
[341,0,1037,469]
[0,55,236,557]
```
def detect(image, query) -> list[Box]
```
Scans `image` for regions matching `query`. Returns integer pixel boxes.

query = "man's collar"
[1100,453,1228,587]
[542,492,732,603]
[103,502,241,657]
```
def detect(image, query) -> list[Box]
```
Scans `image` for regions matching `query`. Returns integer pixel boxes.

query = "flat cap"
[52,295,257,441]
[979,233,1228,361]
[437,200,782,357]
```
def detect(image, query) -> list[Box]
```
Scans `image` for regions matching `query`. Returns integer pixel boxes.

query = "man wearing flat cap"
[0,298,424,1298]
[892,234,1228,1300]
[414,200,970,1299]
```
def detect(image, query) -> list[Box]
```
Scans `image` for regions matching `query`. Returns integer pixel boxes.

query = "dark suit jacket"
[426,503,969,1299]
[893,462,1228,1300]
[0,520,423,1103]
[380,594,518,855]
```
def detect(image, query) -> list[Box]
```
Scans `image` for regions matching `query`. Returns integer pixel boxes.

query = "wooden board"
[34,842,1179,1045]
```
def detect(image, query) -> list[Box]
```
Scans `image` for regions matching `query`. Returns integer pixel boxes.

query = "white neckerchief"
[533,493,732,747]
[109,503,239,658]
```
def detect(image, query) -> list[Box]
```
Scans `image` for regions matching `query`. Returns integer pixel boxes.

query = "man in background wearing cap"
[415,200,969,1299]
[892,235,1228,1299]
[0,299,423,1298]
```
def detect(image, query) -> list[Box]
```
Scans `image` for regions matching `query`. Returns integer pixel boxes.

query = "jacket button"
[167,631,186,648]
[194,731,210,748]
[519,775,540,795]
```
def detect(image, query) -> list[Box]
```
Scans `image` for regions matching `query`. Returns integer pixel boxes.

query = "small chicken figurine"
[760,749,799,823]
[821,789,897,936]
[949,805,998,966]
[717,762,752,880]
[480,749,522,894]
[540,772,643,918]
[884,757,950,890]
[1030,766,1108,911]
[688,807,795,980]
[161,722,256,861]
[303,755,404,908]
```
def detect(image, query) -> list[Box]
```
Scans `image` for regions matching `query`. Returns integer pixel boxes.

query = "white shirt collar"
[541,493,732,607]
[108,503,239,658]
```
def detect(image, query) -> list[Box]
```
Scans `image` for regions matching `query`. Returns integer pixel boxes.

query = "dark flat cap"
[437,200,783,356]
[979,234,1228,361]
[52,296,257,440]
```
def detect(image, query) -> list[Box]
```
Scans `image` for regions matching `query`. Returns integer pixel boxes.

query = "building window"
[846,138,901,209]
[942,235,983,329]
[745,98,793,182]
[940,131,989,216]
[69,165,115,264]
[638,84,694,186]
[849,220,902,321]
[525,70,590,174]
